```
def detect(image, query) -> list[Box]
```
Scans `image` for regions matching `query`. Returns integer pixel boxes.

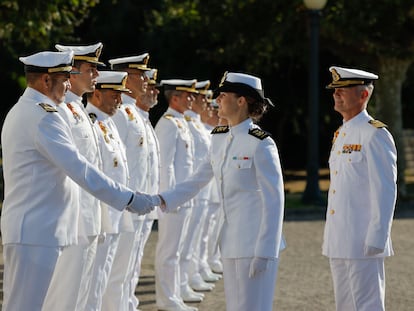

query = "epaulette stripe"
[38,103,57,112]
[248,128,270,140]
[211,126,229,134]
[164,114,174,120]
[369,119,387,128]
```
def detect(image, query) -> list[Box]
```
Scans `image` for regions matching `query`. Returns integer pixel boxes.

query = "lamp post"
[302,0,327,204]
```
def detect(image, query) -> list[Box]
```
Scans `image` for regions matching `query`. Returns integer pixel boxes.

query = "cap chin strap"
[327,80,367,89]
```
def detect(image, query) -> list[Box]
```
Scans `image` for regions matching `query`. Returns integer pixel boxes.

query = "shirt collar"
[121,93,135,105]
[85,102,110,121]
[229,117,253,135]
[64,90,82,105]
[342,110,370,128]
[24,87,57,108]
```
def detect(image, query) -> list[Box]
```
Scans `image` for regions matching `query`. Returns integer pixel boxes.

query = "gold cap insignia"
[331,68,340,82]
[219,71,228,87]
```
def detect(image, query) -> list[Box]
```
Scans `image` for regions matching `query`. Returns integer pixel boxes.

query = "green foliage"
[322,0,414,63]
[0,0,99,56]
[2,0,414,171]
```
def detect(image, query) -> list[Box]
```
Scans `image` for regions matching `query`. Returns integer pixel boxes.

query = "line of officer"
[182,80,220,300]
[198,97,224,275]
[158,72,286,311]
[154,79,199,311]
[54,42,105,310]
[0,51,159,311]
[85,70,136,311]
[110,53,161,311]
[323,66,398,311]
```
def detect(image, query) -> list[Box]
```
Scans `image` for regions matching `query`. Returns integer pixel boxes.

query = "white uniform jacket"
[137,107,161,220]
[184,110,211,200]
[85,103,134,234]
[161,118,285,259]
[1,88,133,247]
[112,94,160,220]
[155,107,194,210]
[323,110,397,259]
[58,91,102,239]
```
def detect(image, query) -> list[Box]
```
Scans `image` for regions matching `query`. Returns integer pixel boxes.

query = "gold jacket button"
[329,209,335,215]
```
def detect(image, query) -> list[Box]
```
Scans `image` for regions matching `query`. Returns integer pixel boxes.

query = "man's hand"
[126,192,161,215]
[248,257,269,278]
[364,245,384,256]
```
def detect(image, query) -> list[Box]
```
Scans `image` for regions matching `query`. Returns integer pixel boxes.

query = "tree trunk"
[375,57,412,198]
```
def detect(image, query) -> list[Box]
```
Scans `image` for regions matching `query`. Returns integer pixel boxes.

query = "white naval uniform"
[112,93,160,311]
[85,104,134,311]
[182,110,212,287]
[1,88,133,311]
[57,91,103,310]
[155,107,195,309]
[161,118,285,311]
[323,110,397,311]
[202,123,223,272]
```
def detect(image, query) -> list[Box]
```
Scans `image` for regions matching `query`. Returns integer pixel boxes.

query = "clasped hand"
[126,192,161,215]
[364,245,384,256]
[249,257,269,278]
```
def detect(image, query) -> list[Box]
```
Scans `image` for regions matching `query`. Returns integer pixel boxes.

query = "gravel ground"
[135,215,414,311]
[1,208,413,310]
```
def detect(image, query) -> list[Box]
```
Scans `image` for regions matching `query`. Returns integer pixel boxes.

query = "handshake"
[125,192,166,215]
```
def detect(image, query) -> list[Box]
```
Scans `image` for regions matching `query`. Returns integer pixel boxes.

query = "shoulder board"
[164,114,174,120]
[211,126,229,134]
[38,103,57,112]
[88,113,97,123]
[369,119,387,128]
[184,115,192,122]
[248,128,270,140]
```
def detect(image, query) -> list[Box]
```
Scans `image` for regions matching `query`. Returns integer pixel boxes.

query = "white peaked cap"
[96,71,130,92]
[19,51,74,73]
[326,66,379,89]
[55,42,104,65]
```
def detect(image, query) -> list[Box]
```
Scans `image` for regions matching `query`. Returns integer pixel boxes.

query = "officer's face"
[142,85,159,109]
[126,69,148,97]
[332,86,366,120]
[73,62,98,94]
[97,89,122,116]
[216,92,241,121]
[48,73,71,104]
[177,91,195,112]
[193,94,207,113]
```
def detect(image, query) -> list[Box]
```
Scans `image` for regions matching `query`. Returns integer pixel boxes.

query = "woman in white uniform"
[159,71,285,311]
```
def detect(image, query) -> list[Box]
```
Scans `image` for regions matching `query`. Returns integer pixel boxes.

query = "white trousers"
[129,217,154,310]
[86,233,120,311]
[75,236,99,311]
[2,244,60,311]
[181,198,208,282]
[102,231,136,311]
[222,257,279,311]
[207,204,223,267]
[155,207,191,308]
[2,243,91,311]
[329,258,385,311]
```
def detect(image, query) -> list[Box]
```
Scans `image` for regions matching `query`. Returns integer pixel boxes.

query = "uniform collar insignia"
[38,103,57,112]
[211,125,229,134]
[248,128,270,140]
[88,112,97,123]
